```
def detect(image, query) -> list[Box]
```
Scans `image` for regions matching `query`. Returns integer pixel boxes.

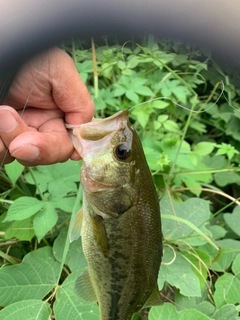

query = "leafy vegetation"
[1,35,240,319]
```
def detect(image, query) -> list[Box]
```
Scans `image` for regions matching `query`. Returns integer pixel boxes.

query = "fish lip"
[65,110,130,155]
[65,110,129,130]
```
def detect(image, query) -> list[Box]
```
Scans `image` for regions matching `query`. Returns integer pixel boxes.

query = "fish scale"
[69,110,162,320]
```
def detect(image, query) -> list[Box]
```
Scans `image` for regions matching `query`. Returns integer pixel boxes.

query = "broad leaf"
[158,247,201,297]
[214,273,240,308]
[53,228,87,272]
[232,253,240,276]
[161,197,212,246]
[212,304,239,320]
[0,247,61,307]
[4,160,24,184]
[24,160,80,194]
[211,247,233,272]
[175,292,215,316]
[4,197,43,222]
[193,142,216,156]
[53,270,99,320]
[149,302,213,320]
[33,202,58,242]
[0,300,51,320]
[4,217,35,241]
[214,171,240,187]
[224,207,240,237]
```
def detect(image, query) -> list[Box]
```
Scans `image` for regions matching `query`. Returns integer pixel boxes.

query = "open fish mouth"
[65,110,130,158]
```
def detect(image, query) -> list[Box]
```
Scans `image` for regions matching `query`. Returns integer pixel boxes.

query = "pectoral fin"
[69,208,83,242]
[91,215,108,257]
[144,284,162,308]
[75,270,97,302]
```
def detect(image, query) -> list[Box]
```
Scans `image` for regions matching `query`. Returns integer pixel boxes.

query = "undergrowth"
[1,35,240,319]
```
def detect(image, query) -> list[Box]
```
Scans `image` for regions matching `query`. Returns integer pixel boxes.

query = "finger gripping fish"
[67,110,162,320]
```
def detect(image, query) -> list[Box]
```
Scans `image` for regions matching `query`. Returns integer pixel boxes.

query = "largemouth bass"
[68,110,162,320]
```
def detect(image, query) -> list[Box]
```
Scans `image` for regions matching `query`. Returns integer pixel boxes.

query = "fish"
[67,110,162,320]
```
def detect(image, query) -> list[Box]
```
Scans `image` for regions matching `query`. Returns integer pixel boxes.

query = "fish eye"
[114,144,131,161]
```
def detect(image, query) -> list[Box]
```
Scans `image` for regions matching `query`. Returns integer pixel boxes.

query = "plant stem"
[170,187,240,206]
[28,168,45,200]
[92,38,98,99]
[166,97,197,184]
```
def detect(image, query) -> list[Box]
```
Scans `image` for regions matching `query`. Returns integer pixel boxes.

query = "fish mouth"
[65,110,129,141]
[66,110,130,158]
[80,110,129,140]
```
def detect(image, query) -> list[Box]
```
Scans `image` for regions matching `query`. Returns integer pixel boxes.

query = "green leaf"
[149,303,179,320]
[224,207,240,237]
[49,180,77,198]
[203,155,227,169]
[125,90,139,103]
[217,239,240,259]
[232,253,240,276]
[182,163,212,184]
[134,86,154,96]
[215,143,239,160]
[53,228,87,272]
[53,270,99,320]
[76,60,93,74]
[194,142,216,156]
[214,273,240,309]
[180,250,210,289]
[151,100,169,109]
[189,120,207,133]
[206,225,227,240]
[175,292,215,315]
[180,176,202,196]
[33,202,58,242]
[179,309,214,320]
[157,114,168,123]
[142,147,163,171]
[24,161,80,194]
[132,108,150,128]
[4,197,43,222]
[0,247,61,307]
[175,154,196,170]
[4,160,24,184]
[113,87,125,97]
[163,120,180,133]
[211,247,233,272]
[117,60,126,70]
[4,217,35,241]
[54,197,77,213]
[161,197,212,245]
[149,302,213,320]
[0,300,51,320]
[158,247,201,297]
[160,80,190,104]
[212,304,239,320]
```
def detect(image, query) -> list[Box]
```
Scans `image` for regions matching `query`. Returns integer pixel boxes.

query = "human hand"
[0,47,94,166]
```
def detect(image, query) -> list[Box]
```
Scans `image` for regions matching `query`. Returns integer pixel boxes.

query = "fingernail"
[11,145,40,162]
[0,111,19,133]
